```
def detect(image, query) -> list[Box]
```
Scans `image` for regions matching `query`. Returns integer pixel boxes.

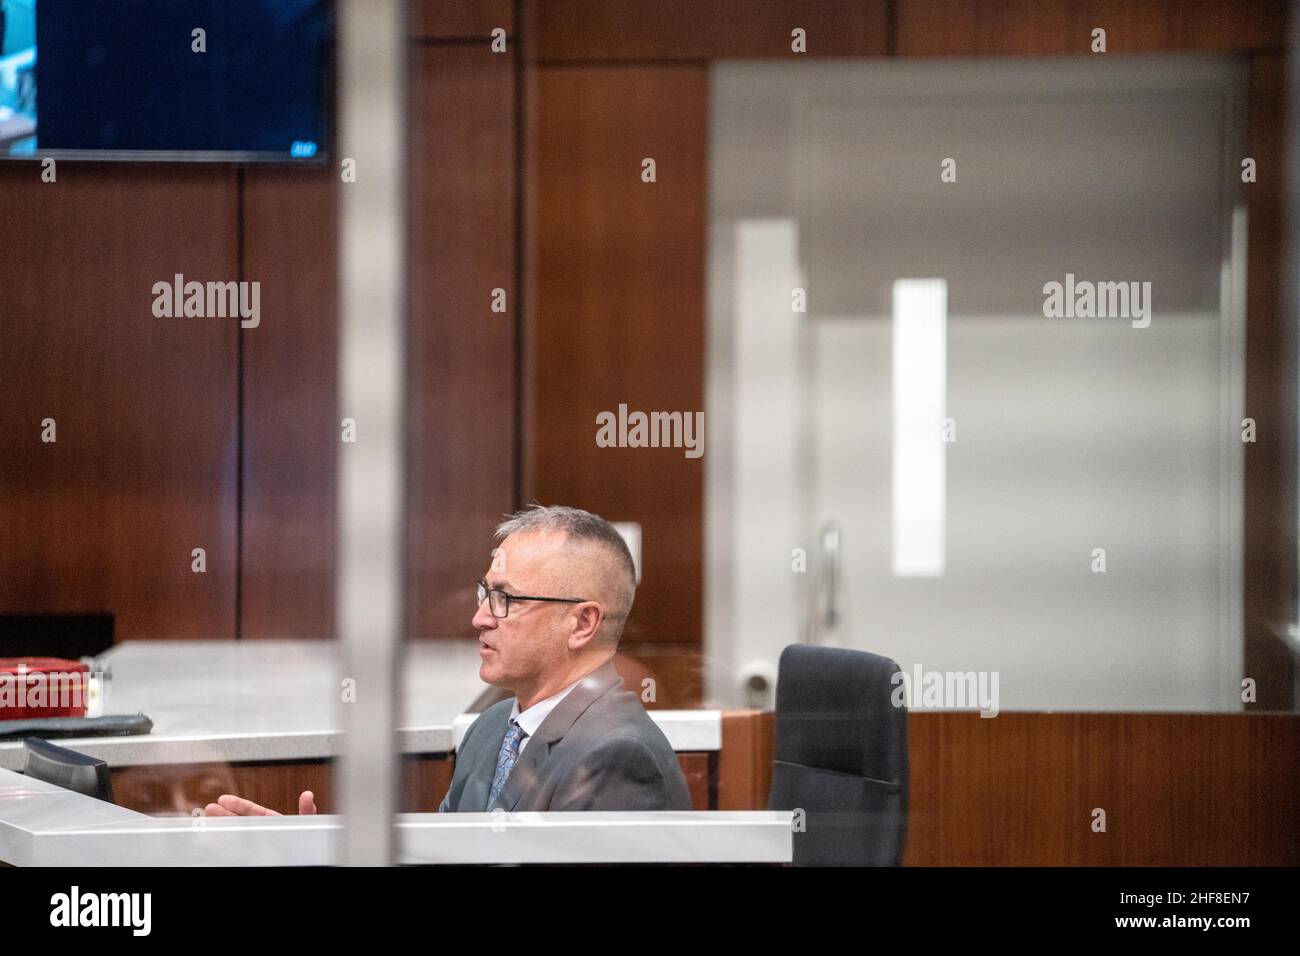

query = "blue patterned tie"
[486,719,527,810]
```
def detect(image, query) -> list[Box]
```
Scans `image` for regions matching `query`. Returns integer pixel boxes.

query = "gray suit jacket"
[438,659,693,812]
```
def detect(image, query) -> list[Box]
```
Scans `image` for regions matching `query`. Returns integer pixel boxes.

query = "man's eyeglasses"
[476,580,587,619]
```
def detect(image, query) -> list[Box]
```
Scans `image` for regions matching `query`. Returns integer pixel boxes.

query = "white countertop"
[0,640,721,769]
[0,768,787,866]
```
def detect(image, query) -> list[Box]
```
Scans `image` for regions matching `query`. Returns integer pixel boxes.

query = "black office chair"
[22,737,116,804]
[767,644,908,865]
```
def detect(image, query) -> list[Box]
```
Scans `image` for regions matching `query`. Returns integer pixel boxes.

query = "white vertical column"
[891,279,947,577]
[336,0,407,865]
[730,220,802,694]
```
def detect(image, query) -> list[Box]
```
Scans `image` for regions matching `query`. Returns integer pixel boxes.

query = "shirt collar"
[508,675,583,739]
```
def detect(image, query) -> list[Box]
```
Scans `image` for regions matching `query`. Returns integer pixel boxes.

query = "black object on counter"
[21,737,116,803]
[0,712,153,741]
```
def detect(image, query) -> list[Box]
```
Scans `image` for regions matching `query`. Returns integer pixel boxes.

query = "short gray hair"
[495,505,637,639]
[496,504,636,586]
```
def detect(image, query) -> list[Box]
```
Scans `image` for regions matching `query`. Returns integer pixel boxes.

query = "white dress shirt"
[509,676,583,756]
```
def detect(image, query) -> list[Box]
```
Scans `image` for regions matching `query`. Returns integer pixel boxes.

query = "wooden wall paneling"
[1148,0,1289,52]
[898,0,1073,56]
[718,709,775,810]
[112,754,454,815]
[239,168,339,640]
[112,760,333,816]
[903,713,1300,866]
[527,65,707,646]
[410,0,514,40]
[107,712,1300,864]
[678,752,713,809]
[896,0,1287,57]
[533,0,888,61]
[1243,53,1297,709]
[613,643,706,709]
[407,41,518,639]
[0,164,240,642]
[402,754,457,812]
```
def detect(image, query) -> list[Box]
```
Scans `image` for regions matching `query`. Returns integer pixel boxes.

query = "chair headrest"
[773,644,906,782]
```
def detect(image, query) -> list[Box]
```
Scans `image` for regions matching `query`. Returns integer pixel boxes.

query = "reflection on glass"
[892,278,948,578]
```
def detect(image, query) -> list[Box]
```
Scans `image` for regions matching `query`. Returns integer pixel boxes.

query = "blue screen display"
[0,0,331,161]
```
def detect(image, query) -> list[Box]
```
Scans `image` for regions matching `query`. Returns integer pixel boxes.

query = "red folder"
[0,657,90,720]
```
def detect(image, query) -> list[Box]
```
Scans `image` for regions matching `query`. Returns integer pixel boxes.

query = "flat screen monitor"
[0,0,333,162]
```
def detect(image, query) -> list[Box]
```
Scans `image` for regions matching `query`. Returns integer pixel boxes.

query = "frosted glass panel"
[707,57,1245,712]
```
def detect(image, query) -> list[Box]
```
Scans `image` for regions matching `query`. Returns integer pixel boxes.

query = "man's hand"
[203,790,317,816]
